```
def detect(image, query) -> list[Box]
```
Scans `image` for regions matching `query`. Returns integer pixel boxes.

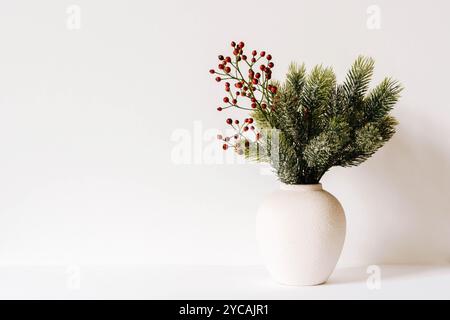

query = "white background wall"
[0,0,449,267]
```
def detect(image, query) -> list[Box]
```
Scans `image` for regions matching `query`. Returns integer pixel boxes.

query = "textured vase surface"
[256,183,346,286]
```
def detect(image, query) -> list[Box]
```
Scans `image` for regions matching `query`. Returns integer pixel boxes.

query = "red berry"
[252,50,257,56]
[225,82,230,87]
[261,103,267,109]
[215,77,221,82]
[243,126,249,132]
[231,41,236,47]
[268,62,274,68]
[238,41,245,48]
[270,86,277,94]
[260,51,266,57]
[218,64,224,70]
[248,118,254,124]
[232,99,237,104]
[250,126,255,130]
[251,103,257,108]
[217,107,223,111]
[223,97,229,103]
[226,118,232,125]
[223,144,228,150]
[218,55,224,60]
[251,58,256,63]
[245,140,250,148]
[260,65,266,71]
[234,119,239,124]
[235,82,243,89]
[242,55,247,60]
[233,49,239,56]
[225,87,230,92]
[236,91,240,96]
[255,72,261,79]
[225,56,231,63]
[267,54,272,60]
[252,78,258,85]
[209,69,215,74]
[251,97,256,102]
[224,66,231,73]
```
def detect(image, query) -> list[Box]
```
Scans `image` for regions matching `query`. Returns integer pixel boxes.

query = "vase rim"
[280,183,322,191]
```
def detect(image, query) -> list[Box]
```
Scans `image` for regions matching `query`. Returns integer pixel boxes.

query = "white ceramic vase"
[256,183,346,286]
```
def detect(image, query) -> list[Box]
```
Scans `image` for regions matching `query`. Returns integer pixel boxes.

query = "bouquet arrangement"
[209,41,402,184]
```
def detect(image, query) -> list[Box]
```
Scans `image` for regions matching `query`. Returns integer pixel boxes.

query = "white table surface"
[0,264,449,299]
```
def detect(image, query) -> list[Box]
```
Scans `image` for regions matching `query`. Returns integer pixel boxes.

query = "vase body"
[256,183,346,286]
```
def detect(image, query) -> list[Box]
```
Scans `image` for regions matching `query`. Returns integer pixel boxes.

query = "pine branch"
[343,56,374,104]
[364,78,403,122]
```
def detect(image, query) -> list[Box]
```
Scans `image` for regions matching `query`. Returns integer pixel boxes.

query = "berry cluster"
[209,41,277,153]
[216,117,261,154]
